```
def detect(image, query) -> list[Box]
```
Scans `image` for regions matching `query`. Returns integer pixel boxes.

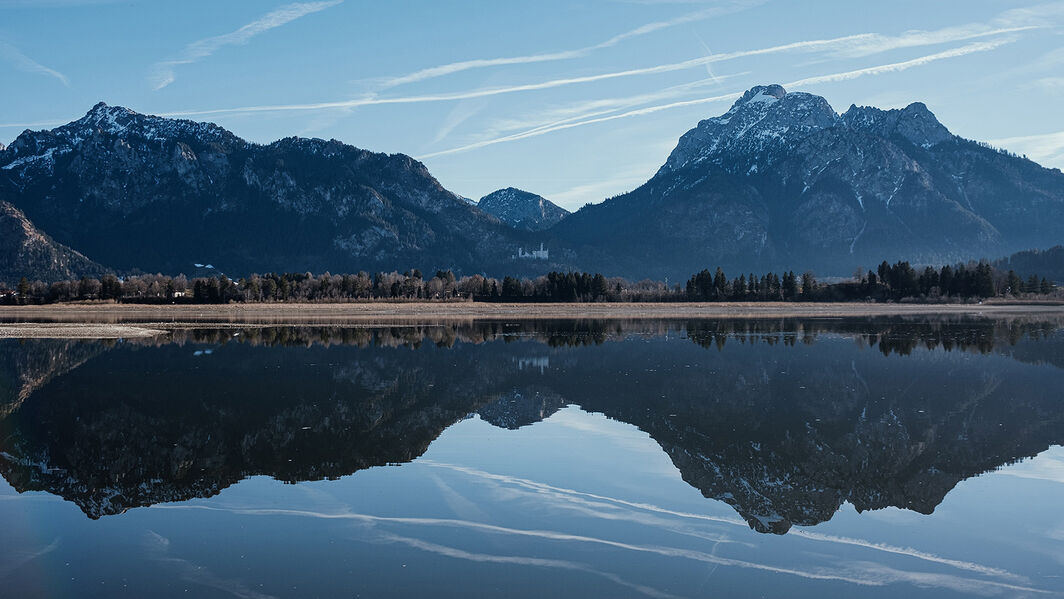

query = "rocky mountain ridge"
[552,85,1064,278]
[478,187,569,231]
[2,89,1063,281]
[0,103,549,277]
[0,199,108,285]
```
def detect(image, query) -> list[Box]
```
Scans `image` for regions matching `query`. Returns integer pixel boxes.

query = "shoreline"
[0,323,167,339]
[2,301,1064,339]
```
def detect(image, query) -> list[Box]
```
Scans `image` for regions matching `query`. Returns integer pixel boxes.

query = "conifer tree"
[16,277,29,304]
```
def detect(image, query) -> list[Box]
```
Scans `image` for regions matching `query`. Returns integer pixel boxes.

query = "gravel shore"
[0,301,1062,338]
[0,323,167,339]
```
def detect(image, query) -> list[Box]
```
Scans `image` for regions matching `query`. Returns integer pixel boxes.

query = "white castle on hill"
[514,243,549,260]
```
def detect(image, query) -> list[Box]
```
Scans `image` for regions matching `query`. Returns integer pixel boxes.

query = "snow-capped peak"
[736,84,787,107]
[78,101,139,135]
[0,102,248,177]
[658,84,838,175]
[478,187,569,231]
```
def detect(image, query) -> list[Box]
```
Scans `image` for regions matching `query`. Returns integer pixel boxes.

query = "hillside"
[551,85,1064,278]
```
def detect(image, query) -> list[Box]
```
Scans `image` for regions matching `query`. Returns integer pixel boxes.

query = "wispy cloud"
[156,61,751,119]
[1034,77,1064,92]
[459,72,749,152]
[994,2,1064,28]
[151,457,1046,596]
[0,0,125,6]
[156,504,738,547]
[420,461,746,526]
[821,25,1035,58]
[430,98,489,145]
[379,533,681,599]
[149,0,343,90]
[989,131,1064,167]
[159,17,1033,122]
[0,40,68,85]
[790,530,1028,583]
[989,451,1064,483]
[373,0,762,89]
[417,462,1045,595]
[589,0,762,50]
[0,538,60,580]
[787,37,1015,87]
[821,1,1061,59]
[418,91,736,158]
[373,4,1037,91]
[145,531,278,599]
[0,118,67,130]
[375,10,1034,92]
[546,175,654,209]
[160,502,1043,595]
[419,38,1016,158]
[473,72,747,143]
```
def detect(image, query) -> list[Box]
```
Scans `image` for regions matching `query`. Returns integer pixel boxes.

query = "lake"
[1,317,1063,598]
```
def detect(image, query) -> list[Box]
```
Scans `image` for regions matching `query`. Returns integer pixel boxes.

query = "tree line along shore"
[1,260,1059,306]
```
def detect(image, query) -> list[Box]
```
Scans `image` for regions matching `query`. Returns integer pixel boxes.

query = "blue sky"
[2,0,1063,210]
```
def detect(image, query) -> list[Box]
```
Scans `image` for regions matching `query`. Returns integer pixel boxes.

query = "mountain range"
[2,85,1062,284]
[553,85,1064,278]
[0,103,545,279]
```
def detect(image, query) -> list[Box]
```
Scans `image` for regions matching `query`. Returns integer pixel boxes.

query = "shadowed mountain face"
[1,318,1062,532]
[0,337,110,418]
[552,85,1064,278]
[571,321,1064,533]
[994,245,1064,283]
[0,104,544,276]
[0,200,108,286]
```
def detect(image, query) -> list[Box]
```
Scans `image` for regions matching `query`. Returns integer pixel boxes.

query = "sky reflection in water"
[0,317,1062,598]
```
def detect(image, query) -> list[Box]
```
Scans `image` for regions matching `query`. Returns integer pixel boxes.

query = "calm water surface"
[1,317,1063,598]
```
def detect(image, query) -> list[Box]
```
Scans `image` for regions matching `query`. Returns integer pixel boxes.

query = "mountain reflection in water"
[1,316,1062,538]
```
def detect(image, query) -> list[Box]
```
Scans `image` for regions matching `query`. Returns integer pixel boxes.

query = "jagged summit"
[62,102,159,139]
[841,101,953,148]
[84,100,134,120]
[659,84,839,175]
[73,102,239,144]
[1,103,443,179]
[0,200,107,285]
[0,102,246,179]
[735,83,787,105]
[660,85,959,177]
[478,187,569,231]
